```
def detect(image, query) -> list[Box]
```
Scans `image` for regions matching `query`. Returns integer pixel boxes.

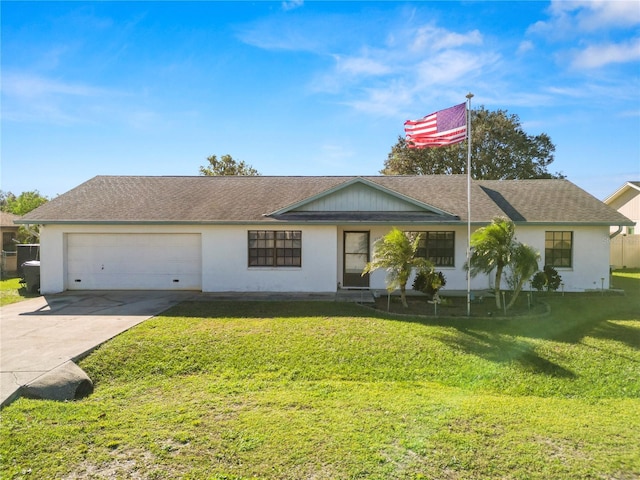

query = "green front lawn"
[0,276,38,307]
[1,272,639,479]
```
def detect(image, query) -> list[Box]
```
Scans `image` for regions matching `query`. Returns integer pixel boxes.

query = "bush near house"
[412,270,446,299]
[532,265,563,292]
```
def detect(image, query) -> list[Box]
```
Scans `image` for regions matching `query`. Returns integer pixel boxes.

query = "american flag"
[404,102,467,148]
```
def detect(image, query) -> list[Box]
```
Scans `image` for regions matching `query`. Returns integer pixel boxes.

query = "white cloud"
[1,72,114,124]
[0,71,164,130]
[617,108,640,118]
[532,0,640,36]
[517,40,534,55]
[571,37,640,68]
[415,50,496,87]
[411,25,483,52]
[333,54,391,76]
[316,23,492,116]
[527,1,640,70]
[550,0,640,31]
[235,14,346,53]
[282,0,303,12]
[2,72,108,99]
[342,81,415,117]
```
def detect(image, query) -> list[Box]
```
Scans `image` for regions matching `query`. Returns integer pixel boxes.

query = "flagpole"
[466,92,474,317]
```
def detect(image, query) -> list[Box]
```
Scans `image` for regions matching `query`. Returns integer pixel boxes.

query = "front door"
[343,231,370,288]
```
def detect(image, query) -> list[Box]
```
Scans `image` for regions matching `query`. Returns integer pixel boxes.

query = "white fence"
[610,234,640,269]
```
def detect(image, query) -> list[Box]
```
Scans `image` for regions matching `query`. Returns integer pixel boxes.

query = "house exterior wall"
[363,224,612,294]
[38,222,613,295]
[360,225,484,292]
[514,225,613,291]
[200,225,337,293]
[39,224,338,294]
[39,225,65,294]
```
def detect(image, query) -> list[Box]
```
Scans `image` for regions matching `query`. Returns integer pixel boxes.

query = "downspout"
[610,226,623,239]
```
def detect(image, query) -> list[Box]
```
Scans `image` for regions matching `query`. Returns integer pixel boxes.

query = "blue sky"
[2,1,639,201]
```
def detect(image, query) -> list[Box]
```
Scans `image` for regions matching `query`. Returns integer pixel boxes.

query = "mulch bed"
[372,293,548,318]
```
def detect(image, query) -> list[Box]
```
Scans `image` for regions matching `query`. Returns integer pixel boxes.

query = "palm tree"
[505,243,540,310]
[468,217,515,309]
[363,228,433,307]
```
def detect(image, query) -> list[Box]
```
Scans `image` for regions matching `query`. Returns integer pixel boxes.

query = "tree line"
[1,191,49,244]
[201,106,563,180]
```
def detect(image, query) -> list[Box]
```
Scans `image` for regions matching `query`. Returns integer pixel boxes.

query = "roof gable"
[268,177,454,217]
[604,181,640,207]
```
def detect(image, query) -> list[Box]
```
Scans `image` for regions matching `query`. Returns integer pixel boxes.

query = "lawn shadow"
[439,328,577,378]
[163,272,639,360]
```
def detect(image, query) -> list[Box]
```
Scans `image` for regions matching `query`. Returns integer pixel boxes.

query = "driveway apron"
[0,291,193,407]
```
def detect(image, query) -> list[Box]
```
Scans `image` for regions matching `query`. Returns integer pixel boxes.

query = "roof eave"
[511,220,636,227]
[603,181,640,204]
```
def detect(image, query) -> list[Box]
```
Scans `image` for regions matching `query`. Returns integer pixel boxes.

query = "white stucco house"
[605,181,640,268]
[17,175,633,295]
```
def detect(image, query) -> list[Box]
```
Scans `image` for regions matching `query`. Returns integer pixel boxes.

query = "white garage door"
[66,234,202,290]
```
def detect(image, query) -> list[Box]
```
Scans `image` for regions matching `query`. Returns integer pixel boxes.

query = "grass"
[1,271,639,479]
[0,275,39,307]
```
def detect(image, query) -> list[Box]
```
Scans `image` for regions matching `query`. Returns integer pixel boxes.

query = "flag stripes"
[404,102,467,148]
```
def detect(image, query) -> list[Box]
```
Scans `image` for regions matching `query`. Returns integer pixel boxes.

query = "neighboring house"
[1,211,20,273]
[17,175,633,295]
[0,211,20,250]
[604,181,640,268]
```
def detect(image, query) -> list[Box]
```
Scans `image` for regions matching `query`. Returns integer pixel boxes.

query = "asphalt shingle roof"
[0,211,20,227]
[19,175,633,226]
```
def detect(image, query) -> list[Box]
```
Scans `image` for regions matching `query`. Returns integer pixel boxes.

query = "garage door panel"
[66,234,202,290]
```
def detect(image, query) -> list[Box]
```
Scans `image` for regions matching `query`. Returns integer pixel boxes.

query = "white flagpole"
[466,92,474,317]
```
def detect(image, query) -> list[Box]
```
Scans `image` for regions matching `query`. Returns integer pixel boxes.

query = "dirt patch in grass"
[63,449,156,480]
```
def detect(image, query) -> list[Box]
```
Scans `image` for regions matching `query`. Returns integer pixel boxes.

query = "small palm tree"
[468,217,515,309]
[505,242,540,310]
[363,228,433,307]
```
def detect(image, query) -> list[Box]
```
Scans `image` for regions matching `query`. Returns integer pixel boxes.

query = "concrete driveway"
[0,291,194,407]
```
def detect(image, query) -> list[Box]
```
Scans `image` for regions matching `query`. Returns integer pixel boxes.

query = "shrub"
[412,270,446,299]
[531,266,562,292]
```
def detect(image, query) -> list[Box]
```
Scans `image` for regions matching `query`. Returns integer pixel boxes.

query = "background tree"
[199,154,260,176]
[381,107,564,180]
[363,229,433,308]
[0,190,48,216]
[0,191,15,210]
[0,190,49,243]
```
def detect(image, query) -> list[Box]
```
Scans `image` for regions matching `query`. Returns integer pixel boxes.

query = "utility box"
[21,260,41,293]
